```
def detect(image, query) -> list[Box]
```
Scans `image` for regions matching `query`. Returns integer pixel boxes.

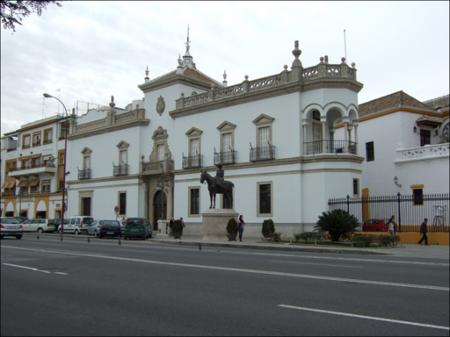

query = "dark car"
[362,218,387,232]
[0,217,23,239]
[48,218,68,233]
[97,220,122,238]
[123,218,152,240]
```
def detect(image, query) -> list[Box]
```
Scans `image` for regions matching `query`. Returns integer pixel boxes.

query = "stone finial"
[222,70,228,86]
[144,66,149,82]
[244,75,249,81]
[291,40,302,70]
[320,56,324,63]
[284,65,288,71]
[324,55,329,64]
[109,95,115,108]
[177,55,183,67]
[351,62,356,68]
[292,40,302,59]
[341,57,346,64]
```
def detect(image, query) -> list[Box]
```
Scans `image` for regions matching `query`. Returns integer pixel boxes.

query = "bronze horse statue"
[200,170,234,209]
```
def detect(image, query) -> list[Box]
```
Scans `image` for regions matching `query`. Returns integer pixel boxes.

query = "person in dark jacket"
[237,215,245,242]
[418,218,428,245]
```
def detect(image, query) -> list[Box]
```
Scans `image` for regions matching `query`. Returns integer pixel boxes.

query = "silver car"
[0,217,24,239]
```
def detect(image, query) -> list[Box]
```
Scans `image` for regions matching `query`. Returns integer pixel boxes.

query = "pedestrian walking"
[418,218,429,245]
[237,214,245,242]
[386,215,398,246]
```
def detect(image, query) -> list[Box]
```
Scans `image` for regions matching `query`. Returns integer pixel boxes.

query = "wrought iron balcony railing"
[182,155,203,169]
[78,168,91,180]
[303,140,357,155]
[113,164,129,176]
[250,145,276,162]
[214,150,237,165]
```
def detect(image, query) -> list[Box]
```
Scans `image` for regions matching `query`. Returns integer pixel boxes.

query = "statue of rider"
[215,164,224,189]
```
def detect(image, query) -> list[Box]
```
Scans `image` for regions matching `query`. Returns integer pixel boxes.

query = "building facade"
[355,91,449,197]
[62,39,364,238]
[1,115,70,219]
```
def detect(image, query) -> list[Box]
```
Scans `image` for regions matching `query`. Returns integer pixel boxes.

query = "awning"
[5,181,16,189]
[416,116,443,128]
[29,179,40,187]
[18,180,29,187]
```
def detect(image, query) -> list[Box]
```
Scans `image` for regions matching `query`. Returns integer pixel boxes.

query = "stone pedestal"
[201,208,238,240]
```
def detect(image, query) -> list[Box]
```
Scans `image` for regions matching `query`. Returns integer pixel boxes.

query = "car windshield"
[126,218,144,225]
[1,218,19,224]
[83,217,94,225]
[99,220,120,227]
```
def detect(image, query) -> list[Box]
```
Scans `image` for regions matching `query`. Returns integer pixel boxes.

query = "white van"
[22,219,55,233]
[60,216,94,234]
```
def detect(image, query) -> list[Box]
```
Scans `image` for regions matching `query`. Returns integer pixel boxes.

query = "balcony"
[303,140,357,155]
[395,143,449,163]
[113,164,129,176]
[250,145,276,162]
[8,162,56,178]
[182,155,203,169]
[214,151,237,166]
[142,159,174,176]
[78,168,91,180]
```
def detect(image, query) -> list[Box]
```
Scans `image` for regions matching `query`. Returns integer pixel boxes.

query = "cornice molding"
[68,119,150,140]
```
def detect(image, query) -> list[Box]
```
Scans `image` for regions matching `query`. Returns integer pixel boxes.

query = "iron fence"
[304,140,357,155]
[214,151,236,165]
[182,155,203,169]
[328,193,450,232]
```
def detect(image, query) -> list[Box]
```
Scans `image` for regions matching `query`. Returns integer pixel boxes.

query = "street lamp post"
[43,93,68,240]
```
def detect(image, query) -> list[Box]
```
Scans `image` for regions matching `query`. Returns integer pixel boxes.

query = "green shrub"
[262,219,275,238]
[171,219,183,239]
[226,217,238,241]
[271,232,282,242]
[294,231,325,243]
[315,209,359,241]
[352,234,373,247]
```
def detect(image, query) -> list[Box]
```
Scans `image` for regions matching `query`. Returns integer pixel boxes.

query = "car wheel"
[149,233,152,238]
[37,228,43,234]
[16,235,22,239]
[0,236,4,239]
[74,229,79,235]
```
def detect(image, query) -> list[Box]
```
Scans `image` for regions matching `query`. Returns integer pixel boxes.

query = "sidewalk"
[152,234,450,260]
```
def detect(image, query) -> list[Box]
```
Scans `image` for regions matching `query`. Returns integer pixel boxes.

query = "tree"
[315,209,359,242]
[1,0,62,32]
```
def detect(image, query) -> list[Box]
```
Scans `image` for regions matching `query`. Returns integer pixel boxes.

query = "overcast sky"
[1,1,449,134]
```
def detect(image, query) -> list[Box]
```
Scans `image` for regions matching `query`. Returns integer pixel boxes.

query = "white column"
[321,117,328,153]
[353,122,359,153]
[302,119,309,154]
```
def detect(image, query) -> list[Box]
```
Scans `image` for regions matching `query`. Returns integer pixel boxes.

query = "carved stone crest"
[156,95,165,115]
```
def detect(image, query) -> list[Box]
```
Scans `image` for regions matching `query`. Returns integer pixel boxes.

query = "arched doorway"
[153,190,167,230]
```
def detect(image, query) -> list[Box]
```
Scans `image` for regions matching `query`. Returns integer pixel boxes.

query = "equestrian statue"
[200,164,234,209]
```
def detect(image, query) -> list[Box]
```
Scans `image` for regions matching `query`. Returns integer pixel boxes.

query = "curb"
[150,238,388,255]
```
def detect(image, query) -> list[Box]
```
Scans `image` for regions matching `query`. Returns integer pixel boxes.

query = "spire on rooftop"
[182,25,195,69]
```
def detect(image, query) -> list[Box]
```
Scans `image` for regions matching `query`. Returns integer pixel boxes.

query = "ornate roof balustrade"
[174,63,358,111]
[69,108,148,139]
[395,143,450,163]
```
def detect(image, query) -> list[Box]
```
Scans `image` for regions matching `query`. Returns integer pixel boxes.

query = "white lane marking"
[2,263,67,275]
[53,272,68,276]
[268,259,363,269]
[2,246,448,292]
[278,304,450,331]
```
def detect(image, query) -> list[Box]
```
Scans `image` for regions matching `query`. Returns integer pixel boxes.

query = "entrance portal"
[153,190,166,230]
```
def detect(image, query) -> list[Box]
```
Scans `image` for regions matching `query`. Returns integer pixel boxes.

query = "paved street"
[1,234,449,336]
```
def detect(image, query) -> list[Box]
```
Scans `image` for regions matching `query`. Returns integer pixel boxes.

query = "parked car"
[60,216,94,235]
[13,216,28,224]
[22,218,55,233]
[48,218,68,233]
[85,220,101,236]
[97,220,122,238]
[123,218,152,240]
[0,217,23,239]
[362,218,387,232]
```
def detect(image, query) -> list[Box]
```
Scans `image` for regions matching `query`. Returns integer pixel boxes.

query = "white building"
[1,115,70,219]
[63,38,364,239]
[355,91,449,198]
